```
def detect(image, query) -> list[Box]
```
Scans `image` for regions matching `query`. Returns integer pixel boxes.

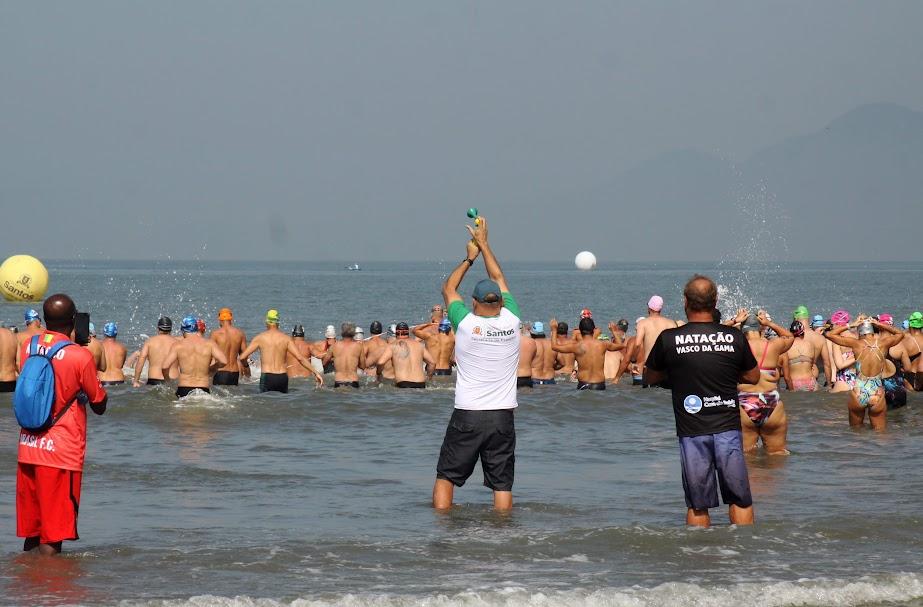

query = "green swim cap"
[793,305,810,319]
[909,311,923,329]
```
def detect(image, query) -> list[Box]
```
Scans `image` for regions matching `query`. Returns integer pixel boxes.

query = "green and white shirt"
[447,292,521,411]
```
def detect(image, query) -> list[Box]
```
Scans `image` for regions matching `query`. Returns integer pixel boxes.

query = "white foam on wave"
[115,573,923,607]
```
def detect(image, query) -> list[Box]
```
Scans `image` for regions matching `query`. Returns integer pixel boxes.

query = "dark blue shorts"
[678,429,752,510]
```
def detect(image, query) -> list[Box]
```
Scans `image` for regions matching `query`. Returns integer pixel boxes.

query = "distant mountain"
[520,102,923,262]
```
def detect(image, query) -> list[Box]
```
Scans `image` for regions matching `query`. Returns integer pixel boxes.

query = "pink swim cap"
[580,308,593,319]
[831,310,850,326]
[648,295,664,312]
[878,313,893,326]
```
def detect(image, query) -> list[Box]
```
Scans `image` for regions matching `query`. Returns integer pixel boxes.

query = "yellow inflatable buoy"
[0,255,49,302]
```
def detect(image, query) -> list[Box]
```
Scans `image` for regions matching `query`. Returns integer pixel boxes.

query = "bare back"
[87,338,106,372]
[363,336,392,378]
[0,327,17,382]
[387,339,428,383]
[169,335,226,388]
[532,338,556,380]
[518,334,537,377]
[555,336,577,377]
[287,338,314,378]
[739,336,784,393]
[99,338,128,382]
[638,315,678,366]
[142,334,180,381]
[434,333,455,370]
[211,325,248,373]
[249,329,294,374]
[574,339,609,383]
[331,339,363,382]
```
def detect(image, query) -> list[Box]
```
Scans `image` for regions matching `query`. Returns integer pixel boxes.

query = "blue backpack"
[13,335,81,432]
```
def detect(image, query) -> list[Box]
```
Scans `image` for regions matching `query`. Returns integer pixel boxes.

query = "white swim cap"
[325,325,336,338]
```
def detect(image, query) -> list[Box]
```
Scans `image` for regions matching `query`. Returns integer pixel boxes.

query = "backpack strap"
[28,334,40,356]
[44,340,75,359]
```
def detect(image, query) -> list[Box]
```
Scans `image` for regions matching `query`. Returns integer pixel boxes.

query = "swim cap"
[580,308,592,319]
[617,319,629,332]
[741,315,761,333]
[790,320,805,338]
[878,313,894,326]
[764,328,778,339]
[24,308,40,324]
[157,316,173,332]
[292,324,305,337]
[857,320,874,336]
[325,325,336,339]
[831,310,850,327]
[438,319,451,333]
[218,308,233,321]
[355,326,365,338]
[909,312,923,329]
[266,309,280,325]
[103,322,118,337]
[472,279,501,304]
[635,317,645,325]
[903,319,911,330]
[181,316,197,334]
[598,333,610,341]
[648,295,664,312]
[556,322,569,335]
[388,323,397,336]
[196,319,206,333]
[370,321,383,335]
[395,322,410,333]
[531,321,545,336]
[88,322,96,337]
[811,314,825,329]
[793,305,810,319]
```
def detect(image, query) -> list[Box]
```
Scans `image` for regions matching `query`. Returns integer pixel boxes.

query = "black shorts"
[260,372,289,393]
[517,376,533,388]
[533,378,555,385]
[577,381,606,390]
[396,381,426,389]
[101,380,125,386]
[0,380,16,393]
[436,408,516,491]
[146,378,165,386]
[433,369,452,376]
[176,386,210,398]
[334,380,360,388]
[213,371,240,386]
[632,377,643,386]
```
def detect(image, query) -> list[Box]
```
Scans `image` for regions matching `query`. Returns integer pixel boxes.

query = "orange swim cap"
[218,308,233,321]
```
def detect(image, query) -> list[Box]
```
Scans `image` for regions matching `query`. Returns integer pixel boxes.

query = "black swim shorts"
[0,380,16,393]
[516,376,533,388]
[436,408,516,492]
[146,378,165,386]
[577,381,606,390]
[533,378,555,385]
[395,381,426,389]
[176,386,210,398]
[101,380,125,386]
[334,380,360,388]
[433,369,453,376]
[213,371,240,386]
[260,372,289,393]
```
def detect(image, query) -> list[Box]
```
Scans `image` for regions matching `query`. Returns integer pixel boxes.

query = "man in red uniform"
[16,293,108,555]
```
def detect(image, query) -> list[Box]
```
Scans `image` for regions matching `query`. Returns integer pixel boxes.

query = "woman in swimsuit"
[877,314,912,409]
[826,309,857,393]
[737,311,794,455]
[904,312,923,391]
[781,320,820,391]
[823,317,905,429]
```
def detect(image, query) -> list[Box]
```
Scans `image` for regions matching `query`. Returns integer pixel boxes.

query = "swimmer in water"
[286,324,315,379]
[823,315,905,429]
[413,318,455,376]
[737,312,794,454]
[809,314,834,385]
[792,306,829,385]
[325,322,364,388]
[161,316,228,398]
[553,322,577,380]
[239,310,324,393]
[98,322,127,386]
[877,314,911,409]
[530,322,556,385]
[516,323,538,388]
[781,320,821,392]
[826,310,858,393]
[636,295,679,386]
[362,322,392,378]
[0,324,17,392]
[16,309,43,356]
[85,323,107,373]
[375,322,434,388]
[210,308,250,386]
[905,312,923,391]
[313,326,338,374]
[550,317,624,390]
[133,317,180,386]
[604,319,629,384]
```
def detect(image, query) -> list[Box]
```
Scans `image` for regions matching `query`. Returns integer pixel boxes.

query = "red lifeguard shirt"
[17,331,107,472]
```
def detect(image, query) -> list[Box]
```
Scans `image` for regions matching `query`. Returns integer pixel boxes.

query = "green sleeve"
[502,292,520,318]
[447,300,469,331]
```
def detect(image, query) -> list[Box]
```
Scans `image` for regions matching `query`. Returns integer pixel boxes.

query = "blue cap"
[24,309,39,324]
[903,319,911,330]
[811,314,825,328]
[531,321,545,335]
[438,319,452,333]
[181,315,197,333]
[103,322,118,337]
[88,322,96,336]
[472,279,501,303]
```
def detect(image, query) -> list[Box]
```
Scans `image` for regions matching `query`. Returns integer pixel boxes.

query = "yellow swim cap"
[266,309,280,325]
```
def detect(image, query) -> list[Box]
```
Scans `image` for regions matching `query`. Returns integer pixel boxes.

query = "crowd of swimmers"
[3,299,920,447]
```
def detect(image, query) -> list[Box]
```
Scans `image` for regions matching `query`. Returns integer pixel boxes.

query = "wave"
[115,573,923,607]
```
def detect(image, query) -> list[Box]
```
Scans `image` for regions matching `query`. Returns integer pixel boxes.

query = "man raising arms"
[551,318,624,390]
[210,307,249,386]
[376,322,434,388]
[636,295,678,385]
[239,310,323,393]
[433,216,521,511]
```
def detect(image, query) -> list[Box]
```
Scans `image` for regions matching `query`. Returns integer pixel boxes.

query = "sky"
[2,1,922,262]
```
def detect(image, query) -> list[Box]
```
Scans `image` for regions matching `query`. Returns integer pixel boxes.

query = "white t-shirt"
[448,295,521,410]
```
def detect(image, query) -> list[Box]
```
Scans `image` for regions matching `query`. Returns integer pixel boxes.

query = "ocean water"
[1,260,922,607]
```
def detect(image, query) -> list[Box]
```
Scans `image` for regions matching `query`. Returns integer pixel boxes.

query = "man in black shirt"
[644,274,760,528]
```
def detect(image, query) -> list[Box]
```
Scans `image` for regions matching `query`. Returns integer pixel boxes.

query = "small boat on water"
[345,263,361,271]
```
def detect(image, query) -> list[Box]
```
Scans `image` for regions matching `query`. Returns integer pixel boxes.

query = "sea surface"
[1,260,922,607]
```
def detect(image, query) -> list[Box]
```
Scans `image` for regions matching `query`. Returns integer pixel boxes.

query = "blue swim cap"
[439,319,451,333]
[181,315,198,333]
[24,309,39,324]
[531,321,545,335]
[103,322,118,337]
[88,322,96,336]
[903,319,911,330]
[811,314,825,328]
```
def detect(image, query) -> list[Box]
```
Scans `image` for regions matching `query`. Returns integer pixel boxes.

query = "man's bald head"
[43,293,77,334]
[683,274,718,313]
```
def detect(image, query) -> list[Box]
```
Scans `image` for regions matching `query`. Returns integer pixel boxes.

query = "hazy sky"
[2,1,922,261]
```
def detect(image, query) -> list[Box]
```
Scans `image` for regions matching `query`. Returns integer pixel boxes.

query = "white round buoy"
[574,251,597,271]
[0,255,49,302]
